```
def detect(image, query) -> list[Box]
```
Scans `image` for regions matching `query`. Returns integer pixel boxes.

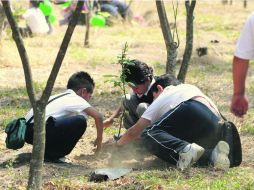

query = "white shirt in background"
[23,7,49,34]
[235,12,254,60]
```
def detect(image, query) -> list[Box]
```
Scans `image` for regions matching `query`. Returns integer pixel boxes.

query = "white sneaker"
[58,157,72,164]
[177,143,205,170]
[211,141,230,170]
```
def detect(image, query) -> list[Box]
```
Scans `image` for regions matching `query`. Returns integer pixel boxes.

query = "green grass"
[39,167,254,189]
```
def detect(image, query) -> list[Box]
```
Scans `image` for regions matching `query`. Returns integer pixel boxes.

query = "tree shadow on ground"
[0,152,31,168]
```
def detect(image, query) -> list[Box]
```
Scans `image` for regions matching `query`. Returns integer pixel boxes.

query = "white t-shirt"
[23,7,49,34]
[141,84,219,123]
[235,12,254,60]
[25,89,91,123]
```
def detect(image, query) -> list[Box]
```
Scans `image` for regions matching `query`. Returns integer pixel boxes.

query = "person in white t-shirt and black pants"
[25,71,104,163]
[115,74,242,171]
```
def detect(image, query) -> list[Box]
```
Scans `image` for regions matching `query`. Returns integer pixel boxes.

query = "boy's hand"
[93,137,102,153]
[103,118,113,128]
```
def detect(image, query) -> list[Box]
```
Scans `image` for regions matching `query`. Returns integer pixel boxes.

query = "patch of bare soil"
[0,124,168,189]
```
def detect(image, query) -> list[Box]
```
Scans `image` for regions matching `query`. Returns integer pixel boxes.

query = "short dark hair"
[123,59,153,85]
[30,0,41,8]
[67,71,95,93]
[150,74,180,93]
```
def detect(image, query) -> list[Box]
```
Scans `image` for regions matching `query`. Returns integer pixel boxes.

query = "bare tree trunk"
[84,0,91,47]
[0,3,6,42]
[1,1,36,102]
[156,0,177,75]
[243,0,247,8]
[177,0,196,82]
[1,1,84,189]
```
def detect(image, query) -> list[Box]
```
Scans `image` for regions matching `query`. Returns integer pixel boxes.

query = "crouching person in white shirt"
[19,0,49,37]
[115,74,241,170]
[25,71,103,163]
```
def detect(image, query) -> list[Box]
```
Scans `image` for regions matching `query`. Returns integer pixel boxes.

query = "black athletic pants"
[141,100,221,166]
[25,115,87,160]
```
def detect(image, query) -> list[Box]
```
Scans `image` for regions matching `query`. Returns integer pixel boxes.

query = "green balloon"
[49,14,55,24]
[39,0,53,16]
[90,14,106,27]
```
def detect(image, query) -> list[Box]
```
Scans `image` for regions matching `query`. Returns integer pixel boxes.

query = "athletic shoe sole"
[211,141,230,170]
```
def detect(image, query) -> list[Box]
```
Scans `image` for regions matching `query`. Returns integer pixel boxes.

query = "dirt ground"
[0,108,254,189]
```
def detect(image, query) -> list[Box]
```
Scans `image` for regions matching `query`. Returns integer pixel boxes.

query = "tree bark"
[156,0,177,75]
[84,0,91,47]
[40,1,84,104]
[177,0,196,82]
[1,0,84,189]
[29,2,84,189]
[1,0,36,104]
[243,0,247,8]
[0,3,6,42]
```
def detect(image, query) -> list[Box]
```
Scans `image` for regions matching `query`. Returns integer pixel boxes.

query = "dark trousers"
[25,115,87,160]
[18,26,32,38]
[141,100,221,166]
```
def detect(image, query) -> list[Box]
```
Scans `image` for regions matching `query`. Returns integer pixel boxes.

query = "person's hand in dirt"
[94,137,103,153]
[102,137,120,150]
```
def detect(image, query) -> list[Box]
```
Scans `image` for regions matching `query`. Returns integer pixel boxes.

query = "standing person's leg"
[45,115,87,160]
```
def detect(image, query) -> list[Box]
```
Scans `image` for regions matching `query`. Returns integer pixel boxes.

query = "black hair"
[123,59,153,85]
[30,0,41,8]
[150,74,181,93]
[67,71,95,93]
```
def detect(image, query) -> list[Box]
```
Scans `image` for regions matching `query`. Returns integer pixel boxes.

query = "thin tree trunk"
[177,0,196,82]
[1,0,36,103]
[243,0,247,8]
[40,1,84,103]
[84,0,91,47]
[0,3,6,42]
[156,0,177,75]
[221,0,228,5]
[2,0,85,189]
[29,2,84,189]
[28,105,46,189]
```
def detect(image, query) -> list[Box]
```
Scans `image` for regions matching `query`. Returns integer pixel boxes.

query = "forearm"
[232,56,249,95]
[110,105,123,119]
[117,127,139,146]
[116,118,150,146]
[95,118,103,139]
